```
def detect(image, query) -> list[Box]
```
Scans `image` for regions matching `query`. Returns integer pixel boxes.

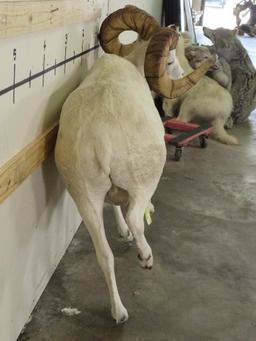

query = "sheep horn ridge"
[98,5,160,57]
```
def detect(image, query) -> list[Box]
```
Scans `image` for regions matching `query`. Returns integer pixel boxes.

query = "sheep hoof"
[117,314,129,324]
[112,306,129,324]
[119,230,133,242]
[138,253,153,269]
[125,230,134,242]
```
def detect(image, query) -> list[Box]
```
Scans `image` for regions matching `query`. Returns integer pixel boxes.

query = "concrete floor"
[19,116,256,341]
[19,40,256,341]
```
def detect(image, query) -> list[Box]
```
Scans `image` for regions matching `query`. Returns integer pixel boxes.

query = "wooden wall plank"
[0,122,59,203]
[0,0,102,39]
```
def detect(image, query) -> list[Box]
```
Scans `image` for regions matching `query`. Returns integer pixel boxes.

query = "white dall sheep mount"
[55,6,214,324]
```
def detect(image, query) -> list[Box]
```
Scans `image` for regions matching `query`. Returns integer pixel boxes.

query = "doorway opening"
[193,0,256,65]
[203,0,237,28]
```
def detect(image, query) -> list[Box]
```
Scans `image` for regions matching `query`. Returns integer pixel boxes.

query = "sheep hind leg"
[112,202,154,242]
[126,196,153,270]
[112,205,133,242]
[76,192,128,324]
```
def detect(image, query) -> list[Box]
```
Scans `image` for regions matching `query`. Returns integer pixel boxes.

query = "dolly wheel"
[174,147,182,161]
[199,135,208,148]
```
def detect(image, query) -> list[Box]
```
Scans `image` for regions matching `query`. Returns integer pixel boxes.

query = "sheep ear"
[144,28,215,99]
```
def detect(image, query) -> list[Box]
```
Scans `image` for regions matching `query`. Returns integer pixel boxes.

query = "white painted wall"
[0,1,163,340]
[109,0,163,21]
[0,15,101,341]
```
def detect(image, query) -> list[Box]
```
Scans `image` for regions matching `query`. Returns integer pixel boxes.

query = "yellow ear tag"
[144,208,152,225]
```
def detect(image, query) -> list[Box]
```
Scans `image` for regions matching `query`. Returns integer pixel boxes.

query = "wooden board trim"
[0,0,102,39]
[0,122,59,203]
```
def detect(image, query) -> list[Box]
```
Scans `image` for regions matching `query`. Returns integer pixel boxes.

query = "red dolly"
[162,117,213,161]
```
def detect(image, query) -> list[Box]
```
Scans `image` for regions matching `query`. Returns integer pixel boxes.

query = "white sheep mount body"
[163,34,238,145]
[55,6,214,323]
[55,54,165,323]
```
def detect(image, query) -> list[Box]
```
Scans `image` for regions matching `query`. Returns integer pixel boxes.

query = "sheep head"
[99,6,216,99]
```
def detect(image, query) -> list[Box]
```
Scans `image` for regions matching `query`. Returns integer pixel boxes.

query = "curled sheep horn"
[98,5,160,57]
[144,28,216,99]
[99,6,215,99]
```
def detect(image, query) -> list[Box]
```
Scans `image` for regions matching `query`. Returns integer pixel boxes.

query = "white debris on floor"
[61,307,81,316]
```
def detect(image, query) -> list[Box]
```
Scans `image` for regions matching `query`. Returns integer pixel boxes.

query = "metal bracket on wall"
[181,0,197,42]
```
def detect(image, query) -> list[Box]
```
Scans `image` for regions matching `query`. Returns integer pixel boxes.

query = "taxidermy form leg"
[176,103,191,123]
[162,98,178,117]
[112,205,133,242]
[126,196,154,270]
[77,193,128,324]
[113,202,154,242]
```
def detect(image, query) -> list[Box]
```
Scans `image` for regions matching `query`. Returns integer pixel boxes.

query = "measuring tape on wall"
[0,0,108,203]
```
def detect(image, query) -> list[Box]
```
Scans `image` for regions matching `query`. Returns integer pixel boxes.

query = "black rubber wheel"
[174,147,182,161]
[165,127,173,134]
[199,136,208,148]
